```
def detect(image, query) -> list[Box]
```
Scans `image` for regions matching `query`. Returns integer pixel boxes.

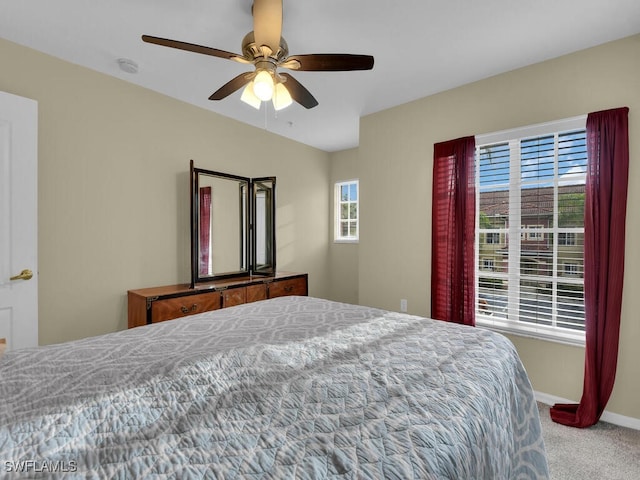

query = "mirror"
[252,177,276,275]
[190,161,276,286]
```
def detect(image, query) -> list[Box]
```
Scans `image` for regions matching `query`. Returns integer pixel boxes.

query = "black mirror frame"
[251,177,276,276]
[190,160,276,288]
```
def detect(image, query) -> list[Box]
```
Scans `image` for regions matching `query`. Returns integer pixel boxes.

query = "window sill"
[334,239,359,244]
[476,315,585,347]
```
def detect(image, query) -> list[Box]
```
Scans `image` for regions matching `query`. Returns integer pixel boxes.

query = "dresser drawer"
[268,277,307,298]
[246,283,267,303]
[222,287,246,307]
[151,292,221,323]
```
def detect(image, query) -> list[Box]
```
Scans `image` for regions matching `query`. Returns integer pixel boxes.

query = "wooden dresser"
[128,272,308,328]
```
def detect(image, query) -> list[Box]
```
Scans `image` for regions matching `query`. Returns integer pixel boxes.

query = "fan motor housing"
[242,31,288,61]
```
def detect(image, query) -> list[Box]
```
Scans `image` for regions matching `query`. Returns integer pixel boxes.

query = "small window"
[564,263,579,276]
[335,180,358,242]
[482,258,495,271]
[558,232,576,246]
[526,225,544,241]
[486,232,500,244]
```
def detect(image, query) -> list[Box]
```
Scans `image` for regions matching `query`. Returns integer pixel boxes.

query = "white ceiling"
[2,0,639,152]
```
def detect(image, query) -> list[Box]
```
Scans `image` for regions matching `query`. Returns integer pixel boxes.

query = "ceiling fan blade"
[280,73,318,109]
[209,73,253,100]
[284,54,374,71]
[142,35,243,61]
[252,0,282,53]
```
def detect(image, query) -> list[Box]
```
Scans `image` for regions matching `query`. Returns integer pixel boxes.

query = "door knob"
[10,269,33,281]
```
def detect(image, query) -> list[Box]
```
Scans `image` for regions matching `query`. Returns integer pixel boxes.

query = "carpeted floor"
[537,403,640,479]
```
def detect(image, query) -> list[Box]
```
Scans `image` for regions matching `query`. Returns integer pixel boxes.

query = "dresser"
[127,272,308,328]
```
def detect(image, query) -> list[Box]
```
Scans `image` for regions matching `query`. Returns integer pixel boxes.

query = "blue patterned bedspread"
[0,296,548,478]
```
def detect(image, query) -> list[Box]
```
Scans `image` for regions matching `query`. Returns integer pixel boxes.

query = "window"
[558,232,576,246]
[563,263,579,276]
[485,232,500,244]
[335,180,359,242]
[482,258,495,271]
[475,117,587,344]
[525,225,544,241]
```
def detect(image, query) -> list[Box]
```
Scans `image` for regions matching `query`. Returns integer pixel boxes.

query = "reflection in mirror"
[191,160,251,286]
[255,189,266,266]
[197,173,248,277]
[198,185,212,275]
[252,178,276,275]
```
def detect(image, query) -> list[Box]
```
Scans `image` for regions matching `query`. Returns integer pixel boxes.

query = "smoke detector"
[117,58,139,74]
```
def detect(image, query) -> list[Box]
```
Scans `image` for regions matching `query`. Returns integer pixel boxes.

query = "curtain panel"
[431,136,476,326]
[199,186,212,276]
[551,107,630,428]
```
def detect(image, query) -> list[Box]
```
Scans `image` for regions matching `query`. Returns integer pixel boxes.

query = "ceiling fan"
[142,0,374,111]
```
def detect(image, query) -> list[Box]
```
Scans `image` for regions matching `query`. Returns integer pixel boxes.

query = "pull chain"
[263,100,268,130]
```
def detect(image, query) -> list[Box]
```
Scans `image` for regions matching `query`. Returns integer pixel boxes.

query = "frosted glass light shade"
[253,70,274,101]
[272,83,293,111]
[240,82,261,109]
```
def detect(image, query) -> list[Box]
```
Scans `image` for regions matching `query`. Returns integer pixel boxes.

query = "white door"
[0,91,38,352]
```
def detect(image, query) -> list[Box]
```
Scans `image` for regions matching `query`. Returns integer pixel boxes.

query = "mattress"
[0,296,548,478]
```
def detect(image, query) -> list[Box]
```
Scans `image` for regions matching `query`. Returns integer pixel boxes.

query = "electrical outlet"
[400,299,408,312]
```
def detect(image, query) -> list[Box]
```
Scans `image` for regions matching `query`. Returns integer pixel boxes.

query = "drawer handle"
[180,304,198,314]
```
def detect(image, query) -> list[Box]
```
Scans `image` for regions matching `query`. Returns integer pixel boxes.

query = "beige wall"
[0,38,331,345]
[349,34,640,419]
[328,148,359,304]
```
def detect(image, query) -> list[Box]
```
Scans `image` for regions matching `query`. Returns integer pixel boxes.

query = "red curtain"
[551,107,629,427]
[199,186,212,276]
[431,136,476,326]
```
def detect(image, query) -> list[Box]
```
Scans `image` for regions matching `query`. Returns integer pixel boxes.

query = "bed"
[0,296,549,478]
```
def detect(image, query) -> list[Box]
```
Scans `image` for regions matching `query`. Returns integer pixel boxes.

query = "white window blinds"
[475,117,587,344]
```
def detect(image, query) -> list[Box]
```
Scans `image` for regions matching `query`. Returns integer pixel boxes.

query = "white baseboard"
[535,391,640,431]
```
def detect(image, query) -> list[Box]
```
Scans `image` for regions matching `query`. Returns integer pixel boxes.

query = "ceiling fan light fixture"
[272,82,292,111]
[142,0,373,110]
[241,82,262,109]
[253,70,274,101]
